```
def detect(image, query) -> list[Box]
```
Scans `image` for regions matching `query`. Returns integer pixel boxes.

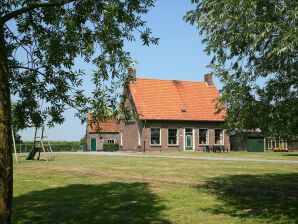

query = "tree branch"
[0,0,76,24]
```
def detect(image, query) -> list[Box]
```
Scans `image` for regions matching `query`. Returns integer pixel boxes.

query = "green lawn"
[145,151,298,160]
[13,154,298,224]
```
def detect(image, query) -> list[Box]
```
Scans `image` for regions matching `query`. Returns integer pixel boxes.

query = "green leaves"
[2,0,158,128]
[186,0,298,138]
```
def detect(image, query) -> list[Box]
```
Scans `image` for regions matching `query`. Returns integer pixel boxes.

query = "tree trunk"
[0,25,13,224]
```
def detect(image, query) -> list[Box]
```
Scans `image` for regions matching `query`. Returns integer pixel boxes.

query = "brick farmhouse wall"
[120,120,229,152]
[119,89,229,152]
[87,132,119,151]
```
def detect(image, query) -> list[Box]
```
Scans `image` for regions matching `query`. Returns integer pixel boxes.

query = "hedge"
[15,141,83,152]
[103,143,119,152]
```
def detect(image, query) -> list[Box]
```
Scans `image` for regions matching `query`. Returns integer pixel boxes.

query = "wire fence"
[13,141,84,154]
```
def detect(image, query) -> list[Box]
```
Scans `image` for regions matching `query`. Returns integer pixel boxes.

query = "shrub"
[17,141,82,152]
[103,143,119,152]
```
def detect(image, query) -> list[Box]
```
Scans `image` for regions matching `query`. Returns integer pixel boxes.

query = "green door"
[246,137,264,152]
[91,138,97,151]
[185,129,193,150]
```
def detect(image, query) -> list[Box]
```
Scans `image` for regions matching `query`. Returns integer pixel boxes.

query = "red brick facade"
[119,86,230,152]
[120,119,230,152]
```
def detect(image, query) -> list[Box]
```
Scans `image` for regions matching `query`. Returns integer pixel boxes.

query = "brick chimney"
[128,69,136,78]
[204,73,213,86]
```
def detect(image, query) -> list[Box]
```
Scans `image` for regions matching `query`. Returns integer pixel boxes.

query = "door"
[91,138,97,151]
[246,137,264,152]
[185,128,193,150]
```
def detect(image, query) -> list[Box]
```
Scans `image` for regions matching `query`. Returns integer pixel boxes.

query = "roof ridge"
[136,77,206,83]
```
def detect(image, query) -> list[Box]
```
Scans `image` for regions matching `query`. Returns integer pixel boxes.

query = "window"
[150,128,161,145]
[168,129,178,145]
[199,129,208,145]
[132,107,136,114]
[215,129,223,144]
[107,139,115,144]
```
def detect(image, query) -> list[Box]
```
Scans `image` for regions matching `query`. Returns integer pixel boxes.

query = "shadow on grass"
[13,182,171,224]
[283,154,298,157]
[197,173,298,223]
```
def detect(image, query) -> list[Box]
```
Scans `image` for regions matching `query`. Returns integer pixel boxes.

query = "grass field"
[13,153,298,224]
[146,151,298,160]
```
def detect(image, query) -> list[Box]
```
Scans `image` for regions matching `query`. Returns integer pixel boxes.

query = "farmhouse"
[86,113,119,151]
[119,71,230,152]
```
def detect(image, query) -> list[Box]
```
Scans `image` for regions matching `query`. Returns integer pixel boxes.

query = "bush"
[103,143,119,152]
[18,141,82,152]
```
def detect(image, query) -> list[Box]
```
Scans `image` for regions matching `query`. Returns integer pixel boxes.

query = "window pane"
[199,129,208,144]
[168,129,178,145]
[151,128,160,145]
[215,129,223,144]
[185,128,193,133]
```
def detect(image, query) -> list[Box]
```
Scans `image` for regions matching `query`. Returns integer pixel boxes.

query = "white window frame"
[198,128,209,145]
[168,128,179,146]
[150,128,161,146]
[214,129,224,145]
[184,128,195,151]
[107,139,115,144]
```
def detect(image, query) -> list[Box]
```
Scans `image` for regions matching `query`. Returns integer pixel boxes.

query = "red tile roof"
[87,113,119,133]
[129,78,225,121]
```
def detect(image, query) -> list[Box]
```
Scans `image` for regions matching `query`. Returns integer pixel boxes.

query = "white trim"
[183,129,185,150]
[138,129,141,146]
[198,128,209,146]
[120,132,123,146]
[107,139,115,144]
[167,128,179,146]
[184,128,195,151]
[150,127,161,146]
[214,129,224,145]
[193,129,195,150]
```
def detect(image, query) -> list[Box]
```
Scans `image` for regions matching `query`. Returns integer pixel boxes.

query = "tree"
[0,0,157,222]
[185,0,298,138]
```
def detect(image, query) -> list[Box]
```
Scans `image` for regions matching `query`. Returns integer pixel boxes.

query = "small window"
[199,129,208,145]
[215,129,223,144]
[168,129,178,145]
[150,128,160,145]
[107,139,115,144]
[120,132,123,146]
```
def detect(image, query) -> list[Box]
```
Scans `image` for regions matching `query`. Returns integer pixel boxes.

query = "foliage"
[1,0,158,129]
[80,134,87,151]
[20,141,82,152]
[103,143,119,151]
[2,1,157,222]
[185,0,298,138]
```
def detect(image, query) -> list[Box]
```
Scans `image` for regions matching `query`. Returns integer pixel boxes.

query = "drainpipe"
[143,120,147,153]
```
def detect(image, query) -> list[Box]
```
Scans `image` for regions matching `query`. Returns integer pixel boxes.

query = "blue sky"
[20,1,223,141]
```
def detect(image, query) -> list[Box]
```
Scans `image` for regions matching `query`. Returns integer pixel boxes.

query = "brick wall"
[121,119,230,152]
[87,132,119,151]
[120,89,229,152]
[119,89,143,151]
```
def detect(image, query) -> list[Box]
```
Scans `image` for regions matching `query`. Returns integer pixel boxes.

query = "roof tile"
[129,78,225,121]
